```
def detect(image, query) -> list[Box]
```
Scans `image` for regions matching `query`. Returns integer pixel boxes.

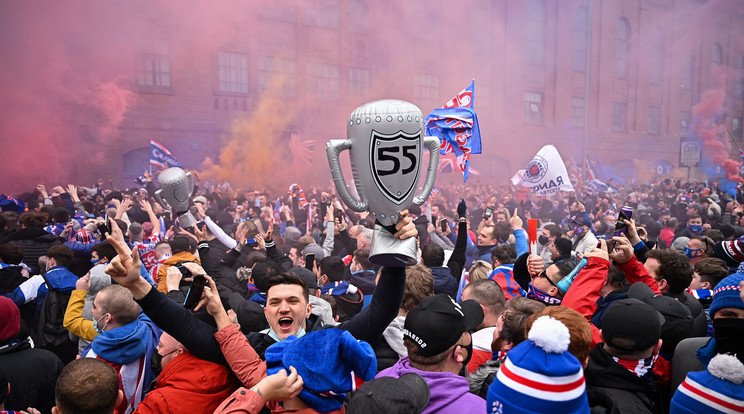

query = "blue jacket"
[429,266,458,299]
[3,266,78,317]
[82,313,162,407]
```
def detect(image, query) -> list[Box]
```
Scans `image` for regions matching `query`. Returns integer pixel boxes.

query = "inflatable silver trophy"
[327,99,439,266]
[153,167,196,228]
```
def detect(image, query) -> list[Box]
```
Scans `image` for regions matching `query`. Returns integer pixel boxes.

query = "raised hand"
[510,208,523,230]
[394,210,417,240]
[36,184,48,198]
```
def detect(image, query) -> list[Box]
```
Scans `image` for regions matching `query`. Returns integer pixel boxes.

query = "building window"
[525,0,546,65]
[305,0,340,27]
[734,117,742,141]
[524,91,543,124]
[306,62,340,99]
[650,30,664,85]
[712,43,723,72]
[136,39,171,89]
[679,110,691,136]
[736,55,744,99]
[571,97,585,127]
[648,107,661,135]
[615,18,630,79]
[349,67,370,97]
[681,52,694,89]
[573,7,588,72]
[612,102,627,131]
[413,74,440,104]
[258,57,297,96]
[348,0,369,31]
[218,52,249,94]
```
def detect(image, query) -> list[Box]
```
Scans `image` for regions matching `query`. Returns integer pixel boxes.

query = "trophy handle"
[153,189,171,210]
[326,139,368,212]
[185,172,194,195]
[412,136,440,206]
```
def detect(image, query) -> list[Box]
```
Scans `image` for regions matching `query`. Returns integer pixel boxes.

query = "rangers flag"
[425,80,482,182]
[150,140,183,170]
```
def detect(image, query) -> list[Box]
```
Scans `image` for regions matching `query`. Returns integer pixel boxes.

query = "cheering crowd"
[0,173,743,414]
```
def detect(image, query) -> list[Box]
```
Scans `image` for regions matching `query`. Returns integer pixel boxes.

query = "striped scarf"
[612,353,658,382]
[288,184,308,208]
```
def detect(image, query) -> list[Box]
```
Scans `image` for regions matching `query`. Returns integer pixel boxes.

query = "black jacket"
[585,345,665,414]
[9,227,61,274]
[0,338,63,413]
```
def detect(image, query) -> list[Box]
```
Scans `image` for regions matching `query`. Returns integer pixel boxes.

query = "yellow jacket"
[63,289,96,342]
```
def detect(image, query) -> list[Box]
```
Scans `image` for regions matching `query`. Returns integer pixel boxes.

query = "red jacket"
[561,256,609,348]
[561,256,661,348]
[133,351,238,414]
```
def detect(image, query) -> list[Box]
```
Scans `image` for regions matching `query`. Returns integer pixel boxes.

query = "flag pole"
[726,128,742,152]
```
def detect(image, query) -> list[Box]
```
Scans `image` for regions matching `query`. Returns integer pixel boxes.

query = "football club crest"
[523,155,548,183]
[369,130,421,204]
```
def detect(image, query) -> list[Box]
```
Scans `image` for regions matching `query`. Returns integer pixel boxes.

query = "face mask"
[687,224,703,234]
[94,313,109,334]
[573,226,586,236]
[538,235,549,245]
[713,318,744,363]
[90,258,101,265]
[458,338,473,366]
[684,246,704,259]
[150,349,163,377]
[526,282,562,305]
[150,348,178,377]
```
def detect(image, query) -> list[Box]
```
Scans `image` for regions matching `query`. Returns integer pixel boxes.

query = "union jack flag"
[437,152,480,176]
[289,132,314,167]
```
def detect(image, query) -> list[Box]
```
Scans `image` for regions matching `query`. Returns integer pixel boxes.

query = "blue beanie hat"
[487,316,589,414]
[265,329,376,413]
[670,353,744,413]
[709,273,744,318]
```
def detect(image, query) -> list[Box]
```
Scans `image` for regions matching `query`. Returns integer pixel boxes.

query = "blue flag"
[150,139,183,170]
[424,80,482,182]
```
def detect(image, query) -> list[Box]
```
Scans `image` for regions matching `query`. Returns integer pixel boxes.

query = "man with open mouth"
[103,210,418,363]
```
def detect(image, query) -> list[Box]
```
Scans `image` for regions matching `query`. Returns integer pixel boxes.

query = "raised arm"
[63,275,97,342]
[105,237,228,365]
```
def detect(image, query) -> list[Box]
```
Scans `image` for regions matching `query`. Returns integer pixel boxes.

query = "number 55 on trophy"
[326,99,439,267]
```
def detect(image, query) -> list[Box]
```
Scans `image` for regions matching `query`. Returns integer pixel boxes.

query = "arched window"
[573,6,588,72]
[526,0,546,65]
[650,29,664,85]
[615,18,630,79]
[122,147,151,177]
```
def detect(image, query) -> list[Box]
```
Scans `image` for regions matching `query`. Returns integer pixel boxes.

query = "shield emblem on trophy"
[369,130,421,205]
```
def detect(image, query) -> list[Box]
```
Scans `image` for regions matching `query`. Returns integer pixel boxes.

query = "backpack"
[34,274,73,348]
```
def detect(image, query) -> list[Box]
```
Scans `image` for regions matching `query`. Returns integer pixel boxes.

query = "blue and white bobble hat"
[670,353,744,413]
[487,315,590,414]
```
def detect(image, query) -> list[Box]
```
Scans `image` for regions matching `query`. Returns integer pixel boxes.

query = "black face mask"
[150,349,163,377]
[457,339,473,366]
[538,235,549,245]
[713,318,744,363]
